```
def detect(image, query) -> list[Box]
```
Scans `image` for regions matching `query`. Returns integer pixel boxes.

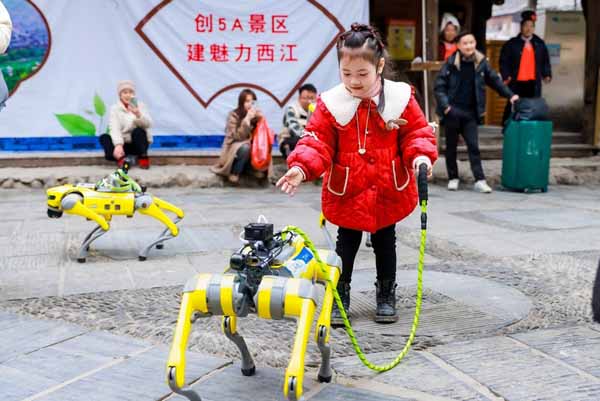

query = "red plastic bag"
[250,118,274,171]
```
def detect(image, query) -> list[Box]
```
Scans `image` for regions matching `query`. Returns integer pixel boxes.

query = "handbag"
[250,117,274,171]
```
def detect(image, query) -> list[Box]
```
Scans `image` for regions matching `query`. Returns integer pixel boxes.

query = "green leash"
[284,165,429,372]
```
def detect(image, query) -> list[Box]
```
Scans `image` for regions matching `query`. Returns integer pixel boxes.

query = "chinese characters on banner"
[187,14,298,63]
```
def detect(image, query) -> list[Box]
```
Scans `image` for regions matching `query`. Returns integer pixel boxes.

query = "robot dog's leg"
[168,273,250,400]
[222,316,255,376]
[256,277,317,401]
[151,197,185,250]
[205,272,256,376]
[285,296,316,401]
[135,194,179,236]
[135,194,180,261]
[153,196,185,220]
[314,251,342,383]
[167,274,213,401]
[319,213,336,251]
[61,193,109,230]
[61,193,109,263]
[147,216,182,252]
[77,224,108,263]
[206,274,255,375]
[137,216,182,261]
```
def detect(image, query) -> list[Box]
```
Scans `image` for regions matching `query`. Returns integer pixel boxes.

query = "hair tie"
[351,23,364,32]
[366,27,384,49]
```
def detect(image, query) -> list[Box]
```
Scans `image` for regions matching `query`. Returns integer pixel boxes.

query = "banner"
[0,0,368,151]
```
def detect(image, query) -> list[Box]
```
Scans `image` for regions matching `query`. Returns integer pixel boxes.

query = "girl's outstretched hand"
[276,167,304,196]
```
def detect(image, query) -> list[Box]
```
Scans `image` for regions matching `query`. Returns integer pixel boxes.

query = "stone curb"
[0,157,599,189]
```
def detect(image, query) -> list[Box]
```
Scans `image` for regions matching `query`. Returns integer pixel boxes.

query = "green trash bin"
[501,119,553,192]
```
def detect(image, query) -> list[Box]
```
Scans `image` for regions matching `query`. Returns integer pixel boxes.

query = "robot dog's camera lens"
[247,256,260,265]
[230,253,245,270]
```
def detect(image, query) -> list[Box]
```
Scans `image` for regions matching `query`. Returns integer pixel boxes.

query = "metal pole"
[421,0,430,120]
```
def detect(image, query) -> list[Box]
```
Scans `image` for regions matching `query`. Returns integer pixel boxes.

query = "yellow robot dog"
[167,221,341,401]
[46,165,184,262]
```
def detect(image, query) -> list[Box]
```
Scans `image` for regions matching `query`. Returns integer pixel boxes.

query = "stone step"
[1,145,596,168]
[0,149,286,168]
[3,154,600,190]
[450,143,596,161]
[441,130,586,146]
[0,128,593,168]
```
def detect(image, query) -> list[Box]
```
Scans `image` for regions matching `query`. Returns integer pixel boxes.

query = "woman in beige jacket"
[100,80,153,169]
[211,89,264,183]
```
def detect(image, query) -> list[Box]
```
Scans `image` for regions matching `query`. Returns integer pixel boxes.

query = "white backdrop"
[0,0,368,138]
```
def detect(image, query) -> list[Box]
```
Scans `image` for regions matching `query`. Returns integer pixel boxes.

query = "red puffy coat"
[287,80,438,233]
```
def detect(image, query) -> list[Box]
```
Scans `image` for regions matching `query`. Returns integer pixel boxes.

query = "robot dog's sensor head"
[244,223,273,243]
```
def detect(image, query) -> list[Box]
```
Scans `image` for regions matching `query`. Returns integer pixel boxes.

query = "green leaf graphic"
[94,93,106,117]
[55,114,96,136]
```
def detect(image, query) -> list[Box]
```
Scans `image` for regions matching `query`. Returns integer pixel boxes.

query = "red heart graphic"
[135,0,344,108]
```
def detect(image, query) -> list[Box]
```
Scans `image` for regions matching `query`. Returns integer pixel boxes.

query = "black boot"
[375,280,398,323]
[331,281,351,327]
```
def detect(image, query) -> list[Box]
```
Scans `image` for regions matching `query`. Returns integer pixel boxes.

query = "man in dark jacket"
[435,32,518,193]
[499,10,552,126]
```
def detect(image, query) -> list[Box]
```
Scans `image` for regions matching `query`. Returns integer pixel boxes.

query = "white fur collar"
[320,79,411,126]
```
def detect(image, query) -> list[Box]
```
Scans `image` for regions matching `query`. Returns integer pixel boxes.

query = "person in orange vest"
[499,10,552,127]
[438,13,460,61]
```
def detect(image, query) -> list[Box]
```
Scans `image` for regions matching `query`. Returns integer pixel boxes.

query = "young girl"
[276,23,438,325]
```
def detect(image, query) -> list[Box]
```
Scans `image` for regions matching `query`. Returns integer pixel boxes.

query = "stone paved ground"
[1,182,600,400]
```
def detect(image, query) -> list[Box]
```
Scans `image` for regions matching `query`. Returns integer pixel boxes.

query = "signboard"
[0,0,368,151]
[386,19,415,61]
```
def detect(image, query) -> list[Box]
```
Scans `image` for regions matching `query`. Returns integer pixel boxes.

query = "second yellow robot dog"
[46,165,184,262]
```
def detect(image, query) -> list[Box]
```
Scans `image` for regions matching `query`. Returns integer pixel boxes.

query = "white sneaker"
[474,180,492,193]
[447,179,459,191]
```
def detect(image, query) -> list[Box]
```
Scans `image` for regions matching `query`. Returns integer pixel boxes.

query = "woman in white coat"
[100,80,153,169]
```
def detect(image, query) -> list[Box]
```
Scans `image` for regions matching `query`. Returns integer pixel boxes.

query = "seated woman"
[211,88,265,183]
[99,80,153,169]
